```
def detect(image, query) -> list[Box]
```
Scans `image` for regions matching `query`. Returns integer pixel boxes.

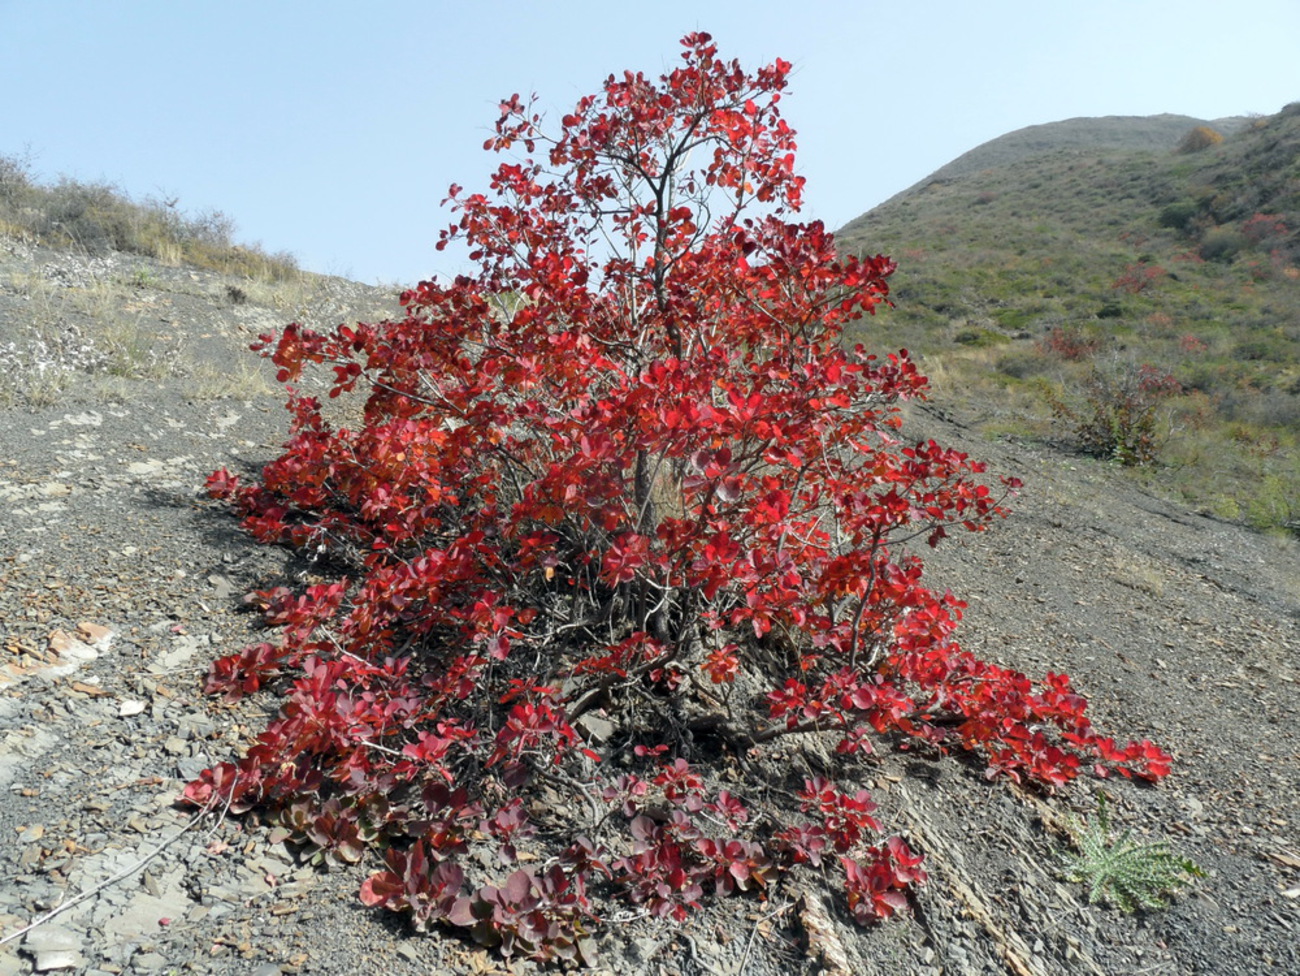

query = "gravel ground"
[1,240,1297,975]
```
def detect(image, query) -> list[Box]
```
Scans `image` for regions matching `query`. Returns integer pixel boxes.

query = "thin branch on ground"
[0,807,213,949]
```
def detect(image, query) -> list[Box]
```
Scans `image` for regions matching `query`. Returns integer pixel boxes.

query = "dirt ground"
[1,239,1298,975]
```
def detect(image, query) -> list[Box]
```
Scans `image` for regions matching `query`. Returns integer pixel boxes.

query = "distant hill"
[835,105,1300,535]
[874,113,1254,206]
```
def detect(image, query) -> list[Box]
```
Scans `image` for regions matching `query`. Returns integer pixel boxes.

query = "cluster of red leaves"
[183,33,1171,961]
[1240,212,1288,247]
[1112,262,1166,294]
[1039,324,1103,361]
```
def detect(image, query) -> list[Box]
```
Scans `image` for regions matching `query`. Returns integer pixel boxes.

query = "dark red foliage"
[184,33,1171,961]
[1039,324,1102,361]
[1240,212,1287,246]
[1112,262,1166,294]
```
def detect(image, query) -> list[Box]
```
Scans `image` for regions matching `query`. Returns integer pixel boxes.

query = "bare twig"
[0,807,212,948]
[738,898,793,974]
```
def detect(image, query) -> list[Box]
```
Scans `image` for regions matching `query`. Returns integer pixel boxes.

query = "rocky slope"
[1,239,1297,975]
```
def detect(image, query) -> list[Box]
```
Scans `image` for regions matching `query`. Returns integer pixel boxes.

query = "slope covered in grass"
[838,104,1300,533]
[880,113,1251,196]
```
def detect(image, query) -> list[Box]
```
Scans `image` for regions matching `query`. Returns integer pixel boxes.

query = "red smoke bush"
[186,34,1171,961]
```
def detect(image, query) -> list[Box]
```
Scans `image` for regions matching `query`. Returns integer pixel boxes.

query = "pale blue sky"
[2,1,1296,286]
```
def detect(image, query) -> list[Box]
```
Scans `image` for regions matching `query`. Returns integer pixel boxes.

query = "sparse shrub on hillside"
[1049,360,1181,465]
[991,306,1037,331]
[1112,262,1165,294]
[1199,226,1247,263]
[1145,311,1175,333]
[0,150,34,212]
[1157,200,1201,233]
[1240,212,1288,247]
[1040,324,1103,360]
[1176,126,1224,154]
[954,326,1010,347]
[996,347,1050,380]
[1178,358,1245,398]
[187,35,1172,961]
[38,177,137,253]
[1246,472,1300,534]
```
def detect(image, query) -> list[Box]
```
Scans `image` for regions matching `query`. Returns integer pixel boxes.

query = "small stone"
[130,952,167,973]
[119,701,147,717]
[575,712,616,744]
[47,630,98,663]
[76,622,114,647]
[175,756,210,780]
[176,714,215,740]
[206,575,237,600]
[23,924,84,971]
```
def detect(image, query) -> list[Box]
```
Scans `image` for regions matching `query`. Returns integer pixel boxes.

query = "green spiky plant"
[1062,791,1204,912]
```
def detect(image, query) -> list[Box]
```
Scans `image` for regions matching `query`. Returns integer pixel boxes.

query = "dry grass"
[1108,555,1167,598]
[0,151,300,281]
[188,359,277,401]
[0,265,184,404]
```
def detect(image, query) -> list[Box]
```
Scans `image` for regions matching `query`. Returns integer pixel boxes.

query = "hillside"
[836,104,1300,535]
[1,233,1298,976]
[0,134,1298,976]
[880,113,1252,200]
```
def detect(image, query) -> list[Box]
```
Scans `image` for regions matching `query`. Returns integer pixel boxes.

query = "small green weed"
[1061,792,1204,912]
